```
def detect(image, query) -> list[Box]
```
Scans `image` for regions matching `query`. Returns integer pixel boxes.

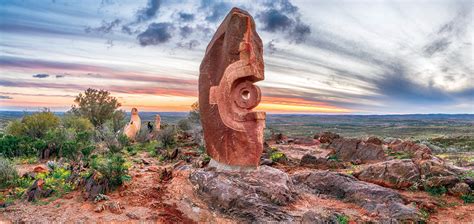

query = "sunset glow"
[0,0,472,114]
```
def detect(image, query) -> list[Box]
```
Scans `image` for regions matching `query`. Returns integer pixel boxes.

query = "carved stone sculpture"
[199,7,265,168]
[124,108,141,141]
[155,114,161,131]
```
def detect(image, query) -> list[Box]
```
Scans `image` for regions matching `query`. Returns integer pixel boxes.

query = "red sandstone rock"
[199,8,265,167]
[124,108,141,140]
[155,114,161,131]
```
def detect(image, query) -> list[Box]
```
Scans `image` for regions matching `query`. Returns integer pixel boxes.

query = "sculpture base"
[208,159,257,172]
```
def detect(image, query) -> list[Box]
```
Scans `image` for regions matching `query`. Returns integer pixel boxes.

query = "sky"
[0,0,472,114]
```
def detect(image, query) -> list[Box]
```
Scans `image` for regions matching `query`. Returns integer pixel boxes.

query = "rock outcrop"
[199,7,265,167]
[292,171,420,222]
[315,132,340,144]
[353,159,421,189]
[329,138,385,162]
[190,166,297,222]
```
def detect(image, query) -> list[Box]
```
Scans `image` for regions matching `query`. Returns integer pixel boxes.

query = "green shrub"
[158,126,176,148]
[425,186,447,196]
[91,153,130,189]
[5,120,25,137]
[270,151,286,163]
[177,119,192,131]
[461,193,474,204]
[37,167,74,196]
[62,115,94,133]
[111,110,127,133]
[336,214,349,224]
[0,157,18,189]
[21,109,60,139]
[0,135,38,158]
[327,154,340,162]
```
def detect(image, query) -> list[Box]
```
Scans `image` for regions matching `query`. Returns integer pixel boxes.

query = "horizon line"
[0,109,473,116]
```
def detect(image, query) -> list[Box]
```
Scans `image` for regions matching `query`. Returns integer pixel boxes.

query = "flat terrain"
[2,111,473,139]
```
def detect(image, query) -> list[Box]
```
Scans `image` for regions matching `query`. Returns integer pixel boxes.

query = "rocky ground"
[1,132,473,223]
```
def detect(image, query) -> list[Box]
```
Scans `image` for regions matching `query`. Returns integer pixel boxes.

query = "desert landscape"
[1,0,473,223]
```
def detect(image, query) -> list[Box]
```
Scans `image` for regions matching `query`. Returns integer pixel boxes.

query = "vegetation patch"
[461,193,474,204]
[424,185,447,196]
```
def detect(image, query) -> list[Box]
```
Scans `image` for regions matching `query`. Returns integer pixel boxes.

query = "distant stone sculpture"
[199,7,266,168]
[124,108,141,140]
[155,114,161,131]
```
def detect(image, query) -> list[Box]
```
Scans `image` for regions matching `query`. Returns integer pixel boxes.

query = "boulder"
[366,136,383,145]
[424,176,459,188]
[33,165,48,173]
[190,166,297,222]
[300,154,327,167]
[390,141,432,160]
[448,182,471,196]
[353,159,420,189]
[83,171,109,201]
[329,138,385,163]
[464,177,474,189]
[317,132,340,144]
[417,159,456,177]
[292,171,420,222]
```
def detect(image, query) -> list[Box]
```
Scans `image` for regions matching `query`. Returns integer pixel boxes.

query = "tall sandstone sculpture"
[155,114,161,131]
[199,7,265,168]
[124,108,141,141]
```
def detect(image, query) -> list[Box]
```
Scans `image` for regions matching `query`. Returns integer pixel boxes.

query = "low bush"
[158,126,176,148]
[0,157,18,189]
[0,135,38,158]
[425,185,447,196]
[335,214,349,224]
[461,193,474,204]
[62,115,94,133]
[36,167,74,197]
[270,151,286,163]
[20,109,60,139]
[177,119,192,131]
[91,153,130,189]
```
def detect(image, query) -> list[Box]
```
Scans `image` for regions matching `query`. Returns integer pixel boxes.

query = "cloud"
[85,19,121,34]
[32,74,50,78]
[258,9,293,32]
[179,26,193,38]
[199,0,232,22]
[423,6,472,57]
[137,22,174,46]
[257,0,311,43]
[177,40,200,49]
[266,39,277,54]
[0,80,196,97]
[136,0,161,23]
[373,64,452,104]
[0,95,13,100]
[178,12,195,22]
[0,56,111,72]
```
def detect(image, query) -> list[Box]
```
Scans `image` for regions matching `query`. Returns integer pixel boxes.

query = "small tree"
[188,101,200,124]
[71,88,121,127]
